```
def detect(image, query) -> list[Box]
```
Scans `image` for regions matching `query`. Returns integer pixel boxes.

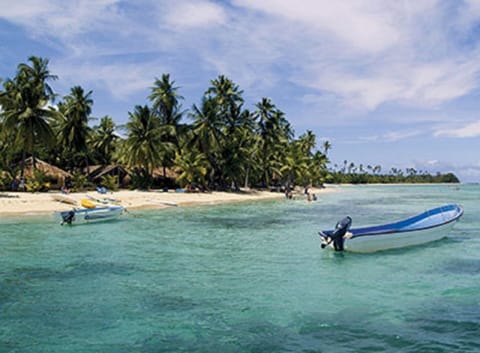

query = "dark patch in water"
[405,302,480,352]
[442,258,480,275]
[136,319,287,353]
[0,261,135,306]
[9,261,135,281]
[140,292,199,313]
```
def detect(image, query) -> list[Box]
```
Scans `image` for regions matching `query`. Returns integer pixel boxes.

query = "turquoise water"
[1,185,479,352]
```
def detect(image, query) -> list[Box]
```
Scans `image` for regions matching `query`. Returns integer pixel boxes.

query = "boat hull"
[341,222,455,253]
[321,204,463,253]
[55,206,124,225]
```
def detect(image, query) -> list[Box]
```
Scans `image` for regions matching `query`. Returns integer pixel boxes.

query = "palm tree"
[123,105,164,186]
[189,97,224,186]
[149,74,184,126]
[322,140,332,156]
[174,150,209,188]
[18,56,58,101]
[90,116,118,164]
[310,151,329,184]
[0,57,57,177]
[281,140,309,187]
[206,75,244,117]
[148,74,185,178]
[255,98,293,187]
[298,130,316,157]
[203,76,251,189]
[58,86,93,173]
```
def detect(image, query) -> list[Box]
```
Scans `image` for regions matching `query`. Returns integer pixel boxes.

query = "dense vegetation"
[0,56,459,191]
[326,163,459,184]
[0,56,330,191]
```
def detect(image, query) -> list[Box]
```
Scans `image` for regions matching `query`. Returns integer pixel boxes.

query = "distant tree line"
[327,161,459,184]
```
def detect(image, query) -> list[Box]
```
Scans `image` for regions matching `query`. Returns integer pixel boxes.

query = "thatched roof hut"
[152,167,179,180]
[22,157,72,179]
[18,157,72,187]
[84,164,130,187]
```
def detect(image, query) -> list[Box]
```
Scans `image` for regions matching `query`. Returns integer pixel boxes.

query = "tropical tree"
[149,74,184,127]
[90,115,118,164]
[122,105,164,188]
[322,140,332,155]
[281,140,309,187]
[206,75,244,118]
[149,74,185,179]
[57,86,93,173]
[298,130,316,157]
[0,56,57,177]
[188,97,223,185]
[174,150,209,188]
[255,98,293,186]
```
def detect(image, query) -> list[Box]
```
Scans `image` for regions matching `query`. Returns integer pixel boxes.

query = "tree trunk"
[21,149,26,178]
[85,153,90,182]
[244,164,250,189]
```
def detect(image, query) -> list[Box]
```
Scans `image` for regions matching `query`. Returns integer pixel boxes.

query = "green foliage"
[2,56,459,191]
[0,56,57,177]
[327,168,460,184]
[129,168,153,190]
[26,179,41,192]
[0,171,13,191]
[89,116,118,164]
[101,174,118,191]
[24,170,51,192]
[123,105,164,179]
[72,172,89,191]
[174,150,208,188]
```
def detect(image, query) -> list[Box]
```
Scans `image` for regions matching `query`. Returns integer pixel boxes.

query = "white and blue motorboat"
[319,204,464,253]
[56,205,124,225]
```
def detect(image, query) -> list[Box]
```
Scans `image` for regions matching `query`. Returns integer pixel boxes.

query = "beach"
[0,187,334,216]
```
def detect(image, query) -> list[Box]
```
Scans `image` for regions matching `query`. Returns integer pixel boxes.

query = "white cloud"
[54,60,157,100]
[383,129,423,142]
[233,0,402,53]
[163,1,227,29]
[434,120,480,138]
[3,0,480,119]
[0,0,123,39]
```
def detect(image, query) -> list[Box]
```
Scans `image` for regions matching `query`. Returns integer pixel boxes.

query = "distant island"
[327,171,459,184]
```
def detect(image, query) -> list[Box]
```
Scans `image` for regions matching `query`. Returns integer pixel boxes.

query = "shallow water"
[1,185,479,352]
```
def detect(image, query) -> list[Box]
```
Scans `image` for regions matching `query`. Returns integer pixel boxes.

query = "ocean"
[1,184,479,352]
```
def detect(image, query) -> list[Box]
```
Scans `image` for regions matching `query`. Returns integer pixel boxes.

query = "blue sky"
[1,0,480,182]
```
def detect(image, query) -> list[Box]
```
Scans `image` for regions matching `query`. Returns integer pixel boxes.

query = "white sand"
[0,187,335,216]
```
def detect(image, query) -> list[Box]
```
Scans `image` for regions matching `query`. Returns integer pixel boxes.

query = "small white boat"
[319,204,463,253]
[55,205,124,225]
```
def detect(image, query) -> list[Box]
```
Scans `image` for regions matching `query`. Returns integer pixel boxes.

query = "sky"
[1,0,480,182]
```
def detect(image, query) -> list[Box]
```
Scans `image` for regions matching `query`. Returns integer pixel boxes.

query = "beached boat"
[55,205,124,225]
[319,204,464,253]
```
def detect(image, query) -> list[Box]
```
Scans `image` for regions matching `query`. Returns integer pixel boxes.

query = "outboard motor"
[62,210,75,225]
[331,216,352,251]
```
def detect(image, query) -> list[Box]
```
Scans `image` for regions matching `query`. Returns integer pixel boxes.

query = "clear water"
[1,185,479,352]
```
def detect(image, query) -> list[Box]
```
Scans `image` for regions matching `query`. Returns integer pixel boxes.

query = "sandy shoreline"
[0,187,335,216]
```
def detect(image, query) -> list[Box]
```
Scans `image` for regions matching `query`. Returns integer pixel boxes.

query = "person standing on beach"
[19,178,25,191]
